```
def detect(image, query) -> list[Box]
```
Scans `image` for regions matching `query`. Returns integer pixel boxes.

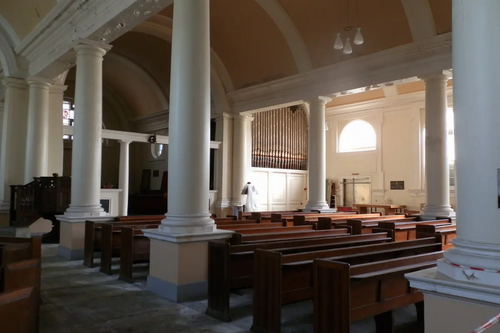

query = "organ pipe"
[250,106,308,170]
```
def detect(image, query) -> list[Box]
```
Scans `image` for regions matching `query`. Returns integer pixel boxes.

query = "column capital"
[118,140,132,145]
[419,71,451,84]
[213,112,233,121]
[74,39,112,58]
[235,113,254,123]
[305,96,332,106]
[49,83,68,94]
[2,77,29,89]
[27,77,54,89]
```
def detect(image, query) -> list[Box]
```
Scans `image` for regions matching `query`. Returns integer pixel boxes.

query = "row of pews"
[0,236,42,333]
[206,211,457,333]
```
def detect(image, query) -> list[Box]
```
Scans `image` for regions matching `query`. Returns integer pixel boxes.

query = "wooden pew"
[113,215,164,222]
[251,237,442,333]
[100,222,160,275]
[118,227,151,282]
[84,219,161,268]
[0,236,42,260]
[345,217,417,234]
[313,252,444,333]
[271,212,366,224]
[206,232,392,321]
[297,214,407,230]
[0,237,42,333]
[230,228,353,245]
[376,219,451,241]
[0,287,38,333]
[416,224,457,250]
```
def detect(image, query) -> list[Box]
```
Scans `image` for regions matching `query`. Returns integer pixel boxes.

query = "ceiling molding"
[400,0,437,41]
[227,33,451,113]
[254,0,313,73]
[15,0,173,78]
[0,14,20,46]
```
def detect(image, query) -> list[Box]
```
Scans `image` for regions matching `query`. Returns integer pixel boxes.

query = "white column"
[305,97,331,211]
[24,77,53,182]
[161,0,214,233]
[231,114,253,206]
[214,112,233,213]
[118,140,130,216]
[420,74,455,217]
[47,84,67,176]
[0,78,29,210]
[64,41,111,217]
[437,0,500,286]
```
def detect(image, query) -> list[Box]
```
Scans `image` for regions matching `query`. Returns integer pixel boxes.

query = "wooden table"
[353,204,406,215]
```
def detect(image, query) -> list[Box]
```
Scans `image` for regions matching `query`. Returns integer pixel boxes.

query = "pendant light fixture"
[334,33,344,50]
[343,38,353,54]
[333,0,364,54]
[353,27,364,45]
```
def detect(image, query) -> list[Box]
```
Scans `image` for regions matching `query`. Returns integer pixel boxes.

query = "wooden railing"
[10,176,71,227]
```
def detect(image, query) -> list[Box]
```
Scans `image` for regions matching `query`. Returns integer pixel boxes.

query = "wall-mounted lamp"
[148,134,157,143]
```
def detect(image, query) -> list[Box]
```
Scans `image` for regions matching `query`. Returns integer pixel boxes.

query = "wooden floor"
[39,245,422,333]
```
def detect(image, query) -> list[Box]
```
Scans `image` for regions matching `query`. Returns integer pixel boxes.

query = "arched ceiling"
[0,0,452,95]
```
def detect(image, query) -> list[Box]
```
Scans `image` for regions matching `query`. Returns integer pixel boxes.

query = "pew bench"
[251,237,443,333]
[84,219,161,268]
[345,217,417,235]
[230,228,353,245]
[313,252,444,333]
[376,219,451,242]
[207,232,392,321]
[416,224,457,250]
[100,222,160,275]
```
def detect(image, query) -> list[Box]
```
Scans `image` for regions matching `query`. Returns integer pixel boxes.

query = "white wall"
[326,90,455,211]
[250,168,308,211]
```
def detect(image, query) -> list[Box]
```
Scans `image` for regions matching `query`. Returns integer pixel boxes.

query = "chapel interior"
[0,0,499,332]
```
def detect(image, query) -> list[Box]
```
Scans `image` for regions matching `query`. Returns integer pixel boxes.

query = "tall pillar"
[420,73,455,217]
[144,0,232,302]
[407,2,500,331]
[214,112,233,216]
[305,97,331,211]
[57,41,112,261]
[118,140,130,216]
[47,84,67,176]
[25,77,53,182]
[232,114,253,206]
[0,78,29,211]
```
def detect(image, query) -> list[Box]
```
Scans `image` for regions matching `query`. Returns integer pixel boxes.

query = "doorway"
[342,177,371,207]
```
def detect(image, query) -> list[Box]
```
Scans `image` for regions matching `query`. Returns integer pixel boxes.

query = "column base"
[420,204,455,218]
[439,238,500,287]
[406,265,500,333]
[57,214,112,261]
[160,213,215,233]
[143,228,233,302]
[64,205,108,218]
[304,201,330,211]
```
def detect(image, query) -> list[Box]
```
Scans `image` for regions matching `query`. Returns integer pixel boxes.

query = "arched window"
[338,119,377,153]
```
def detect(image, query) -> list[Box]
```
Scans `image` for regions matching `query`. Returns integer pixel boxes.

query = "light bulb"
[334,32,343,50]
[343,38,353,54]
[354,27,364,45]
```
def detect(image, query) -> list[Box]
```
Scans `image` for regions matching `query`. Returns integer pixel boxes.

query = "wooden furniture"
[313,252,443,333]
[416,224,457,250]
[251,237,443,333]
[377,219,451,242]
[0,236,42,333]
[206,232,391,321]
[353,204,406,215]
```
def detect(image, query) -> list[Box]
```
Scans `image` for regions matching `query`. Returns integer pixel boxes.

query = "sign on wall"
[390,181,405,190]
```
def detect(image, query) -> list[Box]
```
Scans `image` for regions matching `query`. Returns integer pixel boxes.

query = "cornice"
[228,33,452,113]
[17,0,173,78]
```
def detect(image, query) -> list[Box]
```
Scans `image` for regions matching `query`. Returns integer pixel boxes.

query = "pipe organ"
[251,106,308,170]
